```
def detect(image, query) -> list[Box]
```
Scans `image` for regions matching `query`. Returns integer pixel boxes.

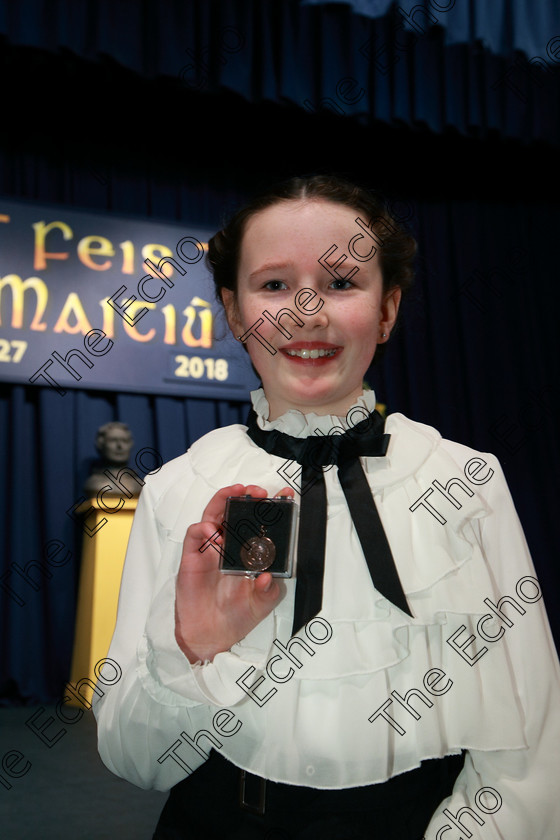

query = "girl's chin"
[265,376,362,411]
[281,373,340,396]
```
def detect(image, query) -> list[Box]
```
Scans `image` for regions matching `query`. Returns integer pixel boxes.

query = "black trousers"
[152,750,465,840]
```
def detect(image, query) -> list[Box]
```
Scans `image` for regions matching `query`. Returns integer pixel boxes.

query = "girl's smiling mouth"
[279,342,342,363]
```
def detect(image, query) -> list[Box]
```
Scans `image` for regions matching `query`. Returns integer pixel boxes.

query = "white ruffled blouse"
[93,388,560,839]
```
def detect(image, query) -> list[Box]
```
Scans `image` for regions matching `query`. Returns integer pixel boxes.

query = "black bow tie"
[245,406,412,634]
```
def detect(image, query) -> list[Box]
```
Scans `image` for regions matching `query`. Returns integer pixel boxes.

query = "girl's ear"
[379,286,402,336]
[220,288,244,339]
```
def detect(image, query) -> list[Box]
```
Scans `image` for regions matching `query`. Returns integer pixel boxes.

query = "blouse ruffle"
[250,386,380,437]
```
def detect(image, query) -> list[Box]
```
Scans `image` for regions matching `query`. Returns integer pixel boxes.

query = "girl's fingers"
[243,485,269,499]
[276,486,295,498]
[181,520,225,571]
[200,484,246,526]
[253,572,274,595]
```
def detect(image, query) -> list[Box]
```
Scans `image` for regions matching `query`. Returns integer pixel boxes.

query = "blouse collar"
[249,387,380,439]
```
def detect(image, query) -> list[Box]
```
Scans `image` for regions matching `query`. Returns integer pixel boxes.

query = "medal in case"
[219,496,297,578]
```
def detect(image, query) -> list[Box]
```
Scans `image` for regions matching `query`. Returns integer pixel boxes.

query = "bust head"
[96,422,134,465]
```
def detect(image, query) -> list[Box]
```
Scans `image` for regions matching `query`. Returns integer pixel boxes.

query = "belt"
[237,751,465,817]
[239,768,267,815]
[155,750,467,839]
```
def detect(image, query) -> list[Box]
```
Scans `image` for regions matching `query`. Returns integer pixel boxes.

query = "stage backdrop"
[0,199,258,399]
[0,0,558,704]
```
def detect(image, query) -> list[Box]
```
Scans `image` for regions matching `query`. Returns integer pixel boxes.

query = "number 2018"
[174,356,228,381]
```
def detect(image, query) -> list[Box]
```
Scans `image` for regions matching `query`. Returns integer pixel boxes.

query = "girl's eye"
[263,280,288,290]
[329,278,354,290]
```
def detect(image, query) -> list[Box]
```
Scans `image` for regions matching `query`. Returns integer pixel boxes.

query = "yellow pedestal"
[67,497,137,707]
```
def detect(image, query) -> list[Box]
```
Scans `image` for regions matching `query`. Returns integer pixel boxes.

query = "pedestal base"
[68,497,137,707]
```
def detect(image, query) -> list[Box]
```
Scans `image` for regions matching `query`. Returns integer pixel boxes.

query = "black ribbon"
[245,407,413,634]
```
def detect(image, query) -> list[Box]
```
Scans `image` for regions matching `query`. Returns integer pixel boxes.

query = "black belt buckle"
[239,769,266,815]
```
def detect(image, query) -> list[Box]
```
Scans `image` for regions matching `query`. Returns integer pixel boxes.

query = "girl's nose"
[303,302,329,330]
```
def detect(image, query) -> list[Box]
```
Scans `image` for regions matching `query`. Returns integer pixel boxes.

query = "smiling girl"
[221,196,401,419]
[93,176,560,840]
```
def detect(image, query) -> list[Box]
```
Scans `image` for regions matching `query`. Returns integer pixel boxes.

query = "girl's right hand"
[175,483,294,664]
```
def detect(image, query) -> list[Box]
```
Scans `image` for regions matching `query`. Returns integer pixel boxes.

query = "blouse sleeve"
[91,460,274,791]
[422,457,560,840]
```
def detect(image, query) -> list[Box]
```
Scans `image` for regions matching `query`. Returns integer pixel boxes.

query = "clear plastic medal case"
[219,495,297,577]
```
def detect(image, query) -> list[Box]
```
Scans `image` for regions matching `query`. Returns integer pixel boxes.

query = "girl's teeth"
[286,348,337,358]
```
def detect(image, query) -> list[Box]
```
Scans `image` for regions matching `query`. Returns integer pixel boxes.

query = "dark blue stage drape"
[302,0,560,58]
[1,0,559,704]
[0,384,251,704]
[0,0,558,143]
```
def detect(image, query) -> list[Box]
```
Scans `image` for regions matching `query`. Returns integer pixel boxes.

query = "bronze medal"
[240,525,276,572]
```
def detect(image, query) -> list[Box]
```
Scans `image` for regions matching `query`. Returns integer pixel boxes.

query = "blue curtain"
[0,381,251,704]
[0,0,558,144]
[302,0,560,58]
[1,0,558,704]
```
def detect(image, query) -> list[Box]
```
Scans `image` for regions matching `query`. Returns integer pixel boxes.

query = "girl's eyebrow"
[248,262,294,281]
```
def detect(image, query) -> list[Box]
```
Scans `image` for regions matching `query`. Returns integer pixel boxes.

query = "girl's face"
[221,199,401,420]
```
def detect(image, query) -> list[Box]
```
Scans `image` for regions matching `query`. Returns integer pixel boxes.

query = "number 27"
[0,340,28,362]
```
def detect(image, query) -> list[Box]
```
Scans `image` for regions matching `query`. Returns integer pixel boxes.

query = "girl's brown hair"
[206,175,417,362]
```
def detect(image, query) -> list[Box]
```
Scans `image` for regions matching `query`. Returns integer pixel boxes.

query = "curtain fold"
[0,0,558,144]
[0,383,251,705]
[301,0,560,58]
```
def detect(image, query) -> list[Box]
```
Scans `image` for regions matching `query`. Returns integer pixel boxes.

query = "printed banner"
[0,199,259,399]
